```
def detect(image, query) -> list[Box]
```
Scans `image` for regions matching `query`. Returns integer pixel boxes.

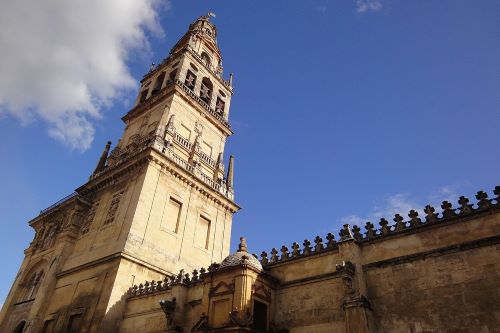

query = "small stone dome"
[219,237,263,271]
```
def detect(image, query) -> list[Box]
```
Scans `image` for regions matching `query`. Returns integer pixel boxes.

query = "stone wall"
[365,240,500,332]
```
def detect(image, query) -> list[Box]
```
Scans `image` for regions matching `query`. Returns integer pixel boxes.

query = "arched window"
[139,81,151,103]
[215,97,225,116]
[167,69,177,85]
[201,52,211,67]
[139,89,148,103]
[185,70,197,90]
[12,320,26,333]
[18,268,44,303]
[25,270,44,301]
[200,78,213,105]
[151,72,166,96]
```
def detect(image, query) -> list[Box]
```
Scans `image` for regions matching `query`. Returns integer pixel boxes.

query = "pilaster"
[337,226,373,333]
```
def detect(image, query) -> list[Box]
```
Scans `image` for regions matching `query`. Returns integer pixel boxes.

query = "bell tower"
[98,10,240,278]
[0,13,240,333]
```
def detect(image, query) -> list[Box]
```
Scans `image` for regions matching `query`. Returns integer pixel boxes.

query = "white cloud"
[428,185,459,204]
[0,0,167,151]
[356,0,383,13]
[341,193,421,226]
[340,186,461,226]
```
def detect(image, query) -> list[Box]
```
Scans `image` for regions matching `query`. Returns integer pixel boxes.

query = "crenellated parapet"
[259,232,339,266]
[346,187,499,242]
[260,186,500,267]
[127,265,219,299]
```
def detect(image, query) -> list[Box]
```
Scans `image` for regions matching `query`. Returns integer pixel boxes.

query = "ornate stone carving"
[270,248,279,263]
[393,214,406,231]
[408,210,422,227]
[260,251,268,265]
[81,202,99,235]
[441,201,457,219]
[41,222,59,250]
[424,205,438,223]
[160,298,181,332]
[302,239,312,255]
[280,245,289,260]
[103,190,124,225]
[365,222,376,239]
[458,196,473,215]
[314,236,324,251]
[352,225,362,241]
[475,191,491,210]
[379,218,391,235]
[339,224,355,241]
[229,308,253,327]
[291,242,301,257]
[326,232,337,249]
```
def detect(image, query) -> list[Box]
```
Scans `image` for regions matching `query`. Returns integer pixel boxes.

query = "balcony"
[95,134,229,199]
[171,132,218,169]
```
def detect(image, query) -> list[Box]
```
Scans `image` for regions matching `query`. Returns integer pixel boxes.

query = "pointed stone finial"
[226,155,235,189]
[92,141,111,176]
[229,73,234,87]
[238,237,247,252]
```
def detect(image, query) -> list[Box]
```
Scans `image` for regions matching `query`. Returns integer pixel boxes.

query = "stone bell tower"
[0,13,239,333]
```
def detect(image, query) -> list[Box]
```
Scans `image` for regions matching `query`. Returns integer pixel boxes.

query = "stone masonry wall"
[365,239,500,333]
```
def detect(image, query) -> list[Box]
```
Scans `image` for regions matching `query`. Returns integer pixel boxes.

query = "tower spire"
[92,141,111,176]
[226,155,235,190]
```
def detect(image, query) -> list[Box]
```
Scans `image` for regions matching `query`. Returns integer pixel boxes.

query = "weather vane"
[207,11,216,18]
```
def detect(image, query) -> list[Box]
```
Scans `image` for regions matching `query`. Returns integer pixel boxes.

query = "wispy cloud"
[356,0,383,13]
[316,5,328,14]
[0,0,168,151]
[428,185,459,204]
[341,192,420,225]
[315,0,330,15]
[340,185,461,226]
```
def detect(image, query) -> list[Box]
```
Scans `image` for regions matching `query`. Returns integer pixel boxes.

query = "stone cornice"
[29,194,91,226]
[279,270,343,289]
[56,250,173,279]
[121,84,171,123]
[77,144,240,213]
[76,148,150,196]
[148,149,240,213]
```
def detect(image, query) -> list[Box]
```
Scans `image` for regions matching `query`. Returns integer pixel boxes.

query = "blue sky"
[0,0,499,305]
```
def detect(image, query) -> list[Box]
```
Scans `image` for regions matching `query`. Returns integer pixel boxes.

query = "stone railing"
[173,132,192,150]
[95,133,230,199]
[175,79,230,129]
[171,133,217,169]
[260,186,500,267]
[199,151,217,169]
[198,171,220,191]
